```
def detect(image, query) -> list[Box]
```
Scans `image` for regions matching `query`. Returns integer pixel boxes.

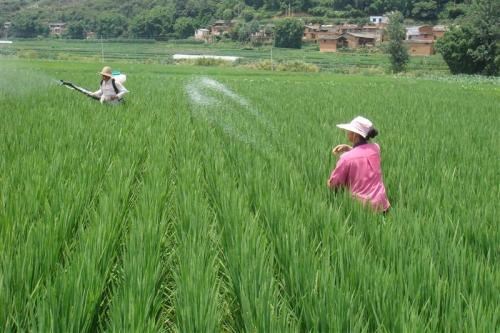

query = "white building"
[369,16,389,24]
[194,28,210,42]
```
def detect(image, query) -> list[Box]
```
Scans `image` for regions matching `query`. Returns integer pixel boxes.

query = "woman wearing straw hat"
[91,66,128,104]
[327,116,390,213]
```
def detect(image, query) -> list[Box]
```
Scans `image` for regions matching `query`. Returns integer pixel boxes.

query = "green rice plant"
[0,59,498,332]
[169,99,223,332]
[105,88,177,333]
[197,126,298,332]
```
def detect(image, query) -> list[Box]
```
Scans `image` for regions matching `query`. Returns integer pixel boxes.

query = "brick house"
[303,25,338,43]
[318,34,347,52]
[405,39,435,56]
[432,25,447,39]
[406,25,434,40]
[319,32,376,52]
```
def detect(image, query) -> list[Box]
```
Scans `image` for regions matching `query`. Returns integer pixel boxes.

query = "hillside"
[1,0,466,38]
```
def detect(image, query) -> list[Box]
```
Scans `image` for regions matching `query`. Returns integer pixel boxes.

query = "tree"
[129,8,174,39]
[95,13,128,38]
[386,11,409,73]
[232,20,259,42]
[436,0,499,75]
[11,11,48,38]
[274,18,303,49]
[222,8,234,20]
[174,17,196,39]
[64,21,85,39]
[241,7,256,22]
[411,0,438,20]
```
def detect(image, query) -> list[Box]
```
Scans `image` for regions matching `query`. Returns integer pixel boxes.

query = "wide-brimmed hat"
[99,66,112,77]
[336,116,373,138]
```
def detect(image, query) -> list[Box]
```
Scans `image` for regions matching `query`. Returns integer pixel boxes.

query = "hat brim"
[99,72,112,77]
[336,123,366,138]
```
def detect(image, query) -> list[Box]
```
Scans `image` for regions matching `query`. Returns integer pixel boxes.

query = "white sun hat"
[99,66,113,77]
[336,116,373,138]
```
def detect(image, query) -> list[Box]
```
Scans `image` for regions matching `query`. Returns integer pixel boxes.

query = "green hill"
[1,0,466,39]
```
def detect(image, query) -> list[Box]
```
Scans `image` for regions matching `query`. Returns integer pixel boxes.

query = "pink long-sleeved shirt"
[328,143,390,212]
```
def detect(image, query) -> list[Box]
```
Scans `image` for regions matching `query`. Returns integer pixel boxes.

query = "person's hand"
[332,144,352,156]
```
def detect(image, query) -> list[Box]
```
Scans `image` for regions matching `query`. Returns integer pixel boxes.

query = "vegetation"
[436,0,499,76]
[0,59,499,332]
[0,39,450,74]
[386,11,409,73]
[274,18,304,49]
[0,0,480,40]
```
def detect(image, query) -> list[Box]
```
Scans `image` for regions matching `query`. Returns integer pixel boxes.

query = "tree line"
[1,0,477,39]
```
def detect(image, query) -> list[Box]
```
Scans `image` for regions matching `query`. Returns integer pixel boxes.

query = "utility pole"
[270,29,276,71]
[100,35,104,63]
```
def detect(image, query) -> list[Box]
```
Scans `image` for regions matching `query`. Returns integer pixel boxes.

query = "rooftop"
[347,32,377,39]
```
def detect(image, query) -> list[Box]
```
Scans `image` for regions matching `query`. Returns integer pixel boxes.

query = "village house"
[303,25,319,42]
[210,20,235,37]
[346,32,377,48]
[305,23,385,44]
[406,25,434,40]
[432,25,447,39]
[405,26,435,55]
[404,25,446,56]
[251,25,274,44]
[303,24,338,42]
[369,15,389,24]
[2,22,11,38]
[85,31,96,39]
[359,25,385,42]
[194,28,211,42]
[49,22,67,36]
[318,32,377,52]
[318,34,347,52]
[405,39,435,56]
[338,24,360,34]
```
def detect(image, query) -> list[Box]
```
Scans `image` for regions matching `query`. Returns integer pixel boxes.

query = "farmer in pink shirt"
[327,116,390,213]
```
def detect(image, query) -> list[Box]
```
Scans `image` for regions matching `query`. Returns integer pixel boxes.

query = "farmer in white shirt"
[91,66,128,104]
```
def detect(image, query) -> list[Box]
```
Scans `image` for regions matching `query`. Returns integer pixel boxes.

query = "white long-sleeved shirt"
[92,79,128,102]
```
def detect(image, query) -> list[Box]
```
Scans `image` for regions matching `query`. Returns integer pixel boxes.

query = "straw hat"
[336,116,373,138]
[99,66,112,77]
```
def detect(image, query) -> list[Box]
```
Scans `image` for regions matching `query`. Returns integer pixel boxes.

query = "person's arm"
[332,144,352,156]
[92,86,103,98]
[327,158,349,189]
[115,81,128,99]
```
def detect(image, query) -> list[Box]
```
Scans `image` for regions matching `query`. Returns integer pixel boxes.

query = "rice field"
[0,59,499,332]
[0,39,448,73]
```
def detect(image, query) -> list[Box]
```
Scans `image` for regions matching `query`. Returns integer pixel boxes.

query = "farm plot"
[0,59,498,332]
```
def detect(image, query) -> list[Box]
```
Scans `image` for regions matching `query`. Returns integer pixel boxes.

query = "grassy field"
[0,39,449,74]
[0,59,499,332]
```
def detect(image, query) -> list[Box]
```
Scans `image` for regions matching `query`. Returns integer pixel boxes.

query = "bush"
[436,0,499,76]
[17,50,39,59]
[244,60,319,72]
[436,26,498,75]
